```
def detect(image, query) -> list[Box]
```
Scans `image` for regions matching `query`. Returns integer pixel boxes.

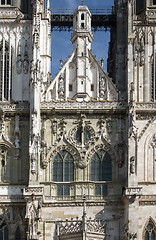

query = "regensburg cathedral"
[0,0,156,239]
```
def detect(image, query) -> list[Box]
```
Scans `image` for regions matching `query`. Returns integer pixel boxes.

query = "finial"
[60,58,63,69]
[100,58,104,69]
[47,0,50,9]
[81,0,84,5]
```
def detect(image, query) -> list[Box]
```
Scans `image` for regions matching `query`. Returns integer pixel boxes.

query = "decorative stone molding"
[16,41,22,74]
[41,101,126,111]
[130,156,135,174]
[138,116,156,142]
[68,120,96,149]
[123,187,142,200]
[87,143,117,165]
[47,145,85,168]
[139,201,156,206]
[57,218,106,236]
[23,40,29,74]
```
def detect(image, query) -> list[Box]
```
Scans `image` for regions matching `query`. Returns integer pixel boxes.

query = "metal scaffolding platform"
[51,8,116,31]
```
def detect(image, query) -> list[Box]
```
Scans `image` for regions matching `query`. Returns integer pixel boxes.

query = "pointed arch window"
[0,42,12,101]
[53,150,74,196]
[15,227,21,240]
[90,149,112,195]
[144,219,156,240]
[0,222,8,240]
[153,0,156,5]
[0,0,11,5]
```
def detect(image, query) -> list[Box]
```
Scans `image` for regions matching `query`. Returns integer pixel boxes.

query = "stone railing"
[43,182,108,201]
[41,101,126,111]
[23,187,44,196]
[57,217,106,236]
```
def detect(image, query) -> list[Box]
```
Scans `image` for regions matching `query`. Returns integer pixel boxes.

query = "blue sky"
[50,0,114,78]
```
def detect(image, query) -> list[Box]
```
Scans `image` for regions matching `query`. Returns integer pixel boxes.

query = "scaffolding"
[51,8,116,31]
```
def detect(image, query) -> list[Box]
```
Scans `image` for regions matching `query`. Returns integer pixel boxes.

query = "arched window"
[0,222,8,240]
[90,149,112,195]
[15,227,21,240]
[144,220,156,240]
[53,150,74,196]
[0,42,12,101]
[81,13,84,20]
[0,0,11,5]
[91,149,112,181]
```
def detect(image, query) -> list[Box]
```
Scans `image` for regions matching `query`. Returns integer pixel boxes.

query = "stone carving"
[23,40,29,74]
[130,156,135,174]
[30,134,39,175]
[58,74,64,100]
[87,143,117,166]
[140,36,145,66]
[128,105,137,139]
[57,218,106,236]
[0,110,5,135]
[99,76,106,99]
[138,116,156,142]
[106,118,112,133]
[150,134,156,148]
[134,37,139,66]
[41,140,48,169]
[24,193,42,239]
[14,115,20,148]
[59,118,67,135]
[47,145,86,169]
[52,119,58,135]
[16,41,22,74]
[68,119,95,149]
[125,227,137,240]
[41,101,126,110]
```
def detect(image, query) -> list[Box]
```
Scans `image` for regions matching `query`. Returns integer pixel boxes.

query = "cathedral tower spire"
[71,6,93,99]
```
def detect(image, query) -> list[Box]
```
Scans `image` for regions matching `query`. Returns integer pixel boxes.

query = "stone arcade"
[0,0,156,239]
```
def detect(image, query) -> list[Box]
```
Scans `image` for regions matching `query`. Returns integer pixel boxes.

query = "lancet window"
[90,149,112,195]
[144,220,156,240]
[53,150,74,196]
[0,222,8,240]
[15,227,21,240]
[0,42,12,101]
[0,0,11,5]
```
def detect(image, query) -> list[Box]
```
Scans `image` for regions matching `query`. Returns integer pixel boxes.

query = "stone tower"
[108,0,156,239]
[0,0,156,239]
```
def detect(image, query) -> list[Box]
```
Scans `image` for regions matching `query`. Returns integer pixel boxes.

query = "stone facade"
[0,0,156,239]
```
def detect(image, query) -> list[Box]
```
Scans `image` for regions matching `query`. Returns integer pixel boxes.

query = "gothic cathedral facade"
[0,0,156,239]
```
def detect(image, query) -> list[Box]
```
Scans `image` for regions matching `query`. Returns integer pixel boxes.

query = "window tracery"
[90,149,112,182]
[53,150,74,196]
[0,0,11,5]
[0,222,8,240]
[143,219,156,240]
[0,42,12,101]
[90,149,112,195]
[15,227,21,240]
